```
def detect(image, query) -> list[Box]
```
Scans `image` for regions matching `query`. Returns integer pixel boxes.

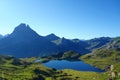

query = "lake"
[42,60,104,72]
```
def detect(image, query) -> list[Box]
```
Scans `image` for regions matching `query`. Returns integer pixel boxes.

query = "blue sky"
[0,0,120,39]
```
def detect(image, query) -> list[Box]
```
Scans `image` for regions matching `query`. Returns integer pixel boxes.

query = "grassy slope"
[81,50,120,80]
[81,38,120,79]
[81,50,120,70]
[61,69,108,80]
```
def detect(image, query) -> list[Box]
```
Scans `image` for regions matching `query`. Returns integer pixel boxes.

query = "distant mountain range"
[0,23,113,57]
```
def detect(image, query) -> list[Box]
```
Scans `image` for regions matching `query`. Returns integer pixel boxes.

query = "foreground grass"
[0,64,109,80]
[61,69,108,80]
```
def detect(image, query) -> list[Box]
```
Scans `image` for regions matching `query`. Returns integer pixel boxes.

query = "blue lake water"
[42,60,104,72]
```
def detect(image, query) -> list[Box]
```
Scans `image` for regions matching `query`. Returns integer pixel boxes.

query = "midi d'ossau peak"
[11,23,41,38]
[0,24,59,57]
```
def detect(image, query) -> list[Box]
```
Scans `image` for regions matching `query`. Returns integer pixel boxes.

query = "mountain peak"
[12,23,34,33]
[45,33,60,41]
[14,23,31,31]
[10,23,42,40]
[47,33,58,37]
[17,23,27,27]
[49,33,56,36]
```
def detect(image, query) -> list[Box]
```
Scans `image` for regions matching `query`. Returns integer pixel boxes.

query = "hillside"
[40,50,81,63]
[81,37,120,79]
[0,54,56,80]
[85,37,111,50]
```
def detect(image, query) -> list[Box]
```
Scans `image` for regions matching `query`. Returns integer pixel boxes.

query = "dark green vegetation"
[40,50,81,63]
[81,37,120,79]
[0,23,111,57]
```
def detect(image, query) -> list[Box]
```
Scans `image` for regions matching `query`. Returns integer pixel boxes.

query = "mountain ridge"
[0,23,113,57]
